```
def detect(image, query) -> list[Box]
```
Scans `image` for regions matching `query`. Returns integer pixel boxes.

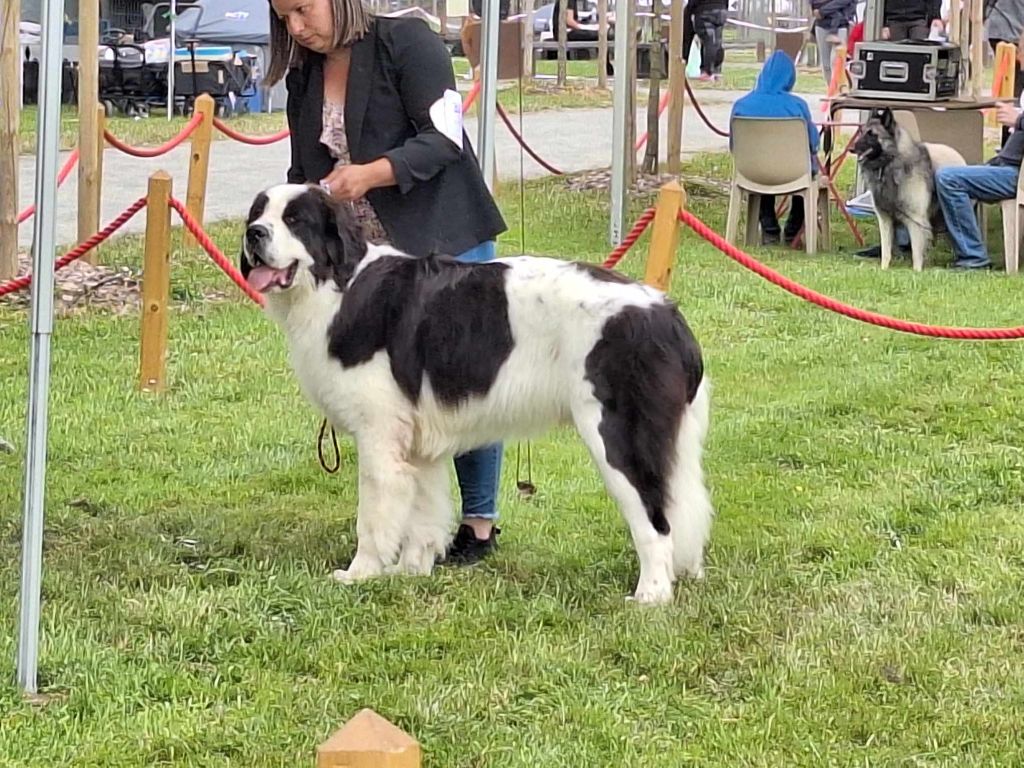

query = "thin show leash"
[514,70,537,498]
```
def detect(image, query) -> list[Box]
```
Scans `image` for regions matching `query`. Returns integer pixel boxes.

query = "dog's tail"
[668,376,714,579]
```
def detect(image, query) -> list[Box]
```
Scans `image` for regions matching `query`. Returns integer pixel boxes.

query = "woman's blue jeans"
[452,241,503,520]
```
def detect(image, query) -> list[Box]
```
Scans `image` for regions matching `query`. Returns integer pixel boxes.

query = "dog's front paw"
[628,580,674,605]
[331,555,385,584]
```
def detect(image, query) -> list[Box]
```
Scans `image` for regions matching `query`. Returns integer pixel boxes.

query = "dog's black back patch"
[327,255,514,407]
[584,303,703,534]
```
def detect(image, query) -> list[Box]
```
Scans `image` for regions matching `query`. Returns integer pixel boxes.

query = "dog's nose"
[245,224,270,252]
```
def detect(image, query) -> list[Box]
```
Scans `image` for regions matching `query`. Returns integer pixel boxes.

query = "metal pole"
[17,0,66,695]
[168,0,177,120]
[476,0,500,190]
[609,0,631,244]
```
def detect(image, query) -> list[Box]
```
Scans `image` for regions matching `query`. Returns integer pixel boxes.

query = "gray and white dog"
[852,107,966,271]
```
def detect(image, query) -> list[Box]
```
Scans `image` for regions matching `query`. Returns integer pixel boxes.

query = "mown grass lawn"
[2,156,1024,766]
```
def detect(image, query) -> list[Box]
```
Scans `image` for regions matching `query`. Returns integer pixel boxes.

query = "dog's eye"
[283,213,298,227]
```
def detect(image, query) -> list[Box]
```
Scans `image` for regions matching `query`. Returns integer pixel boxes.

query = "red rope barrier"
[677,208,1024,340]
[168,198,265,306]
[462,80,482,113]
[495,104,564,175]
[16,149,81,225]
[603,207,657,269]
[684,80,730,138]
[104,113,203,158]
[0,198,147,298]
[212,118,290,145]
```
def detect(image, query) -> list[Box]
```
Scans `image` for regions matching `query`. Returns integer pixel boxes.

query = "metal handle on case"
[879,61,909,83]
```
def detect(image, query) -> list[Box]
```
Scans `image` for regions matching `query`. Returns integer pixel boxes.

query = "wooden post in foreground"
[643,181,685,292]
[0,0,20,280]
[317,709,421,768]
[77,0,100,255]
[140,171,172,393]
[185,94,215,249]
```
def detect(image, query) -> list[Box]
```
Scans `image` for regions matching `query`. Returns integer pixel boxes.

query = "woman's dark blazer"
[284,17,507,257]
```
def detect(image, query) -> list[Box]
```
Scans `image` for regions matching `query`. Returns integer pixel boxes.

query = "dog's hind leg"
[333,426,417,584]
[396,458,453,576]
[906,220,931,272]
[571,397,676,605]
[877,211,896,270]
[667,378,714,581]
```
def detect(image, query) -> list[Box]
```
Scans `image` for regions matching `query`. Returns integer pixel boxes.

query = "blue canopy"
[174,0,270,45]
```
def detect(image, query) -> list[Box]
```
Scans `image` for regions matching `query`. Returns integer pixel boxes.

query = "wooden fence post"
[665,0,686,175]
[95,102,106,231]
[317,709,421,768]
[185,93,215,249]
[0,0,20,280]
[77,0,100,257]
[643,181,685,293]
[140,171,172,393]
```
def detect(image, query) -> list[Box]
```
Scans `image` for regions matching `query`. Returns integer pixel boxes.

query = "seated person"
[934,102,1024,270]
[730,50,819,246]
[551,0,611,42]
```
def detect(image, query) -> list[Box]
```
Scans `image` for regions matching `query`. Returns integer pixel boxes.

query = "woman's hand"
[320,159,396,201]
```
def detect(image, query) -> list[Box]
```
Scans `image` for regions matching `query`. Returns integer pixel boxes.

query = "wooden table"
[823,95,998,172]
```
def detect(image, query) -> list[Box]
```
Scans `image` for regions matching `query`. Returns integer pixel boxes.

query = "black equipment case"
[848,40,961,101]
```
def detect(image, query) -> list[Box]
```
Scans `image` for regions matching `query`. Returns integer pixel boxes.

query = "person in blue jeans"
[935,102,1024,270]
[448,240,505,563]
[266,0,508,564]
[730,50,819,246]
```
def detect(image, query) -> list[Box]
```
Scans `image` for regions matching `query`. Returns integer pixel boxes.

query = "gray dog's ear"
[877,107,896,134]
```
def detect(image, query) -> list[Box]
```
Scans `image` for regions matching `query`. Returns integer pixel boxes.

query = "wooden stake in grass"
[140,171,173,393]
[643,180,685,293]
[0,0,20,280]
[665,0,686,174]
[185,94,215,250]
[77,0,100,256]
[317,709,421,768]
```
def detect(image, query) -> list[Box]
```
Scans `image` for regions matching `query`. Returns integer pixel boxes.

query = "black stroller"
[98,31,162,117]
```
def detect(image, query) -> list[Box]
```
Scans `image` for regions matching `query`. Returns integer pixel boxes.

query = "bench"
[531,40,602,75]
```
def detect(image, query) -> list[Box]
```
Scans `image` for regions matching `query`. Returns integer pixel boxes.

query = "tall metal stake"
[476,0,500,190]
[17,0,66,694]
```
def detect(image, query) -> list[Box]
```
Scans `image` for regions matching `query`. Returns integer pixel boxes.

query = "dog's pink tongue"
[247,265,284,293]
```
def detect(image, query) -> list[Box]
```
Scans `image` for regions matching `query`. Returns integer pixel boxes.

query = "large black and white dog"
[240,184,713,604]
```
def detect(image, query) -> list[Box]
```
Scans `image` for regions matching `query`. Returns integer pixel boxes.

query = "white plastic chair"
[1000,165,1024,275]
[726,117,827,254]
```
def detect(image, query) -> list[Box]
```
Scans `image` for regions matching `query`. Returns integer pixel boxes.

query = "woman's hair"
[265,0,372,84]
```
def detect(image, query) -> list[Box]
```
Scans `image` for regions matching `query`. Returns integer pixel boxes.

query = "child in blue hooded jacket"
[730,51,820,246]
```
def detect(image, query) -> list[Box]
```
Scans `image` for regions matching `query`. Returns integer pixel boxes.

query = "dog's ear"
[311,191,368,287]
[878,107,896,133]
[240,191,268,276]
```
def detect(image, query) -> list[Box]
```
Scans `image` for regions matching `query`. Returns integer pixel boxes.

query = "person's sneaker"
[445,524,500,565]
[761,231,781,246]
[855,244,882,259]
[950,260,993,271]
[697,73,713,82]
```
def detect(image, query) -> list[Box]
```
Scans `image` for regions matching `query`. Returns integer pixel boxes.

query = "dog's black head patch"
[852,108,899,169]
[241,184,368,295]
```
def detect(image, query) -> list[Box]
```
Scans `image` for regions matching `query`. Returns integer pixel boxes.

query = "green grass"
[3,155,1024,766]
